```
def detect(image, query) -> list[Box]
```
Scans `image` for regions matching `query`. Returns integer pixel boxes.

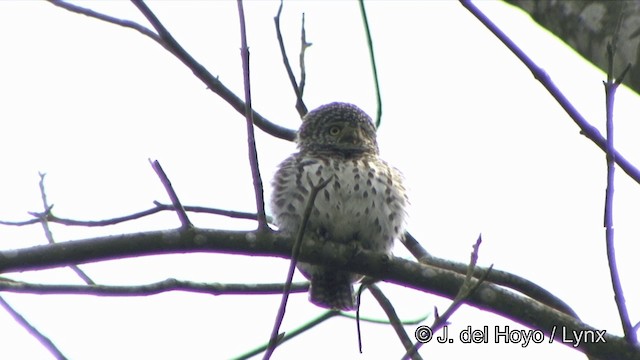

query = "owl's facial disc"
[297,103,380,155]
[326,122,372,153]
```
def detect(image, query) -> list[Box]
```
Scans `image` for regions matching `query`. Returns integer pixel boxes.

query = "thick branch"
[0,228,637,359]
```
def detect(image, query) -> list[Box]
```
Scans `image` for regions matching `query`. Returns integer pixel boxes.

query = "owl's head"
[297,102,379,155]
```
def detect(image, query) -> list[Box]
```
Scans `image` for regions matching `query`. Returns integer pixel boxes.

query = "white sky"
[0,1,639,359]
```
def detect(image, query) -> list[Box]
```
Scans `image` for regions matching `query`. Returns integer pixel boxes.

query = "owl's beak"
[339,125,364,145]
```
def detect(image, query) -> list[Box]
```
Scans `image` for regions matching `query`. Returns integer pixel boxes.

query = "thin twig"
[298,12,310,116]
[341,310,429,325]
[0,278,308,296]
[603,42,636,344]
[36,173,94,285]
[36,173,55,245]
[368,283,423,360]
[356,284,363,352]
[403,232,579,318]
[237,0,268,231]
[239,302,427,360]
[402,235,492,359]
[155,203,263,221]
[150,160,192,229]
[263,176,333,360]
[274,0,308,117]
[1,203,260,227]
[131,0,296,140]
[459,0,640,186]
[0,295,67,360]
[358,0,382,127]
[354,279,427,356]
[53,0,293,141]
[129,0,296,140]
[235,311,340,360]
[47,0,165,47]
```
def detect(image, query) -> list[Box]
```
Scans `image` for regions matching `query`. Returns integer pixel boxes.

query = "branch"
[403,235,492,359]
[47,0,164,47]
[459,0,640,186]
[603,41,635,344]
[35,173,94,285]
[236,311,340,360]
[240,307,427,360]
[48,0,295,141]
[274,0,308,117]
[236,0,268,231]
[298,13,310,114]
[0,295,66,359]
[368,283,422,359]
[264,176,332,359]
[150,160,192,229]
[0,203,259,227]
[404,232,580,318]
[8,206,579,328]
[358,0,382,127]
[0,278,308,296]
[0,229,637,359]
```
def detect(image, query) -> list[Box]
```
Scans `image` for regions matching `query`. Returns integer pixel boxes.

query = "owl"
[270,102,407,310]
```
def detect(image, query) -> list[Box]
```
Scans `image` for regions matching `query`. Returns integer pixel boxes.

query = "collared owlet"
[270,102,408,310]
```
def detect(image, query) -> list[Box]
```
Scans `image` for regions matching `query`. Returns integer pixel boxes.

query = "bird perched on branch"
[270,102,408,310]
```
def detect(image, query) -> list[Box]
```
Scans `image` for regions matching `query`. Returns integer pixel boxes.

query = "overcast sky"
[0,1,639,359]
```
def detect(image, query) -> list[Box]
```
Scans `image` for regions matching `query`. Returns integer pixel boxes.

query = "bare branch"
[402,235,492,359]
[274,0,308,117]
[0,203,259,228]
[298,13,311,114]
[47,0,164,47]
[150,160,192,229]
[264,175,333,359]
[0,278,308,296]
[459,0,640,186]
[405,232,579,318]
[358,0,382,127]
[129,0,295,141]
[239,307,427,360]
[368,283,422,359]
[49,0,295,141]
[0,295,67,360]
[0,218,39,226]
[36,173,95,285]
[236,311,340,360]
[341,310,429,326]
[0,229,637,359]
[603,41,636,344]
[400,232,430,260]
[237,0,268,231]
[36,173,55,245]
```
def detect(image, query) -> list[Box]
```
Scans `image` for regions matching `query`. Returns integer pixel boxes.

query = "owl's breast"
[297,156,407,252]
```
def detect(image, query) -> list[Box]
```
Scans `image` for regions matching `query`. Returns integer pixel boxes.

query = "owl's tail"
[309,270,356,311]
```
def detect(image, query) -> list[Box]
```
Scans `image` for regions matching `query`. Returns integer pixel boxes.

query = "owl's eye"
[328,126,341,136]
